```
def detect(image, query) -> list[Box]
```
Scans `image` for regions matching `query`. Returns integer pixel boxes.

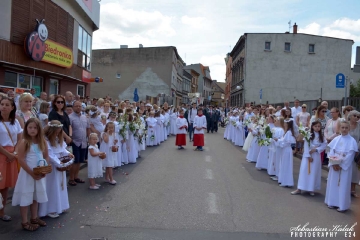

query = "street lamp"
[236,85,241,90]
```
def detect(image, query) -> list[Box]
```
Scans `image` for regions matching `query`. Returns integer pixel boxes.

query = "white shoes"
[47,213,60,218]
[109,180,117,185]
[89,185,100,190]
[270,176,278,181]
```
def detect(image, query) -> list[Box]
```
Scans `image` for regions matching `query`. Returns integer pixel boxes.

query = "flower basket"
[59,155,72,164]
[33,159,52,175]
[56,165,72,172]
[111,146,119,152]
[99,152,106,159]
[329,156,343,165]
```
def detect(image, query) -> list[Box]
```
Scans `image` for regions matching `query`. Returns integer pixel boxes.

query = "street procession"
[0,0,360,239]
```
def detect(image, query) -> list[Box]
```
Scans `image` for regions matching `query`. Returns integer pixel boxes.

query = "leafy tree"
[350,79,360,97]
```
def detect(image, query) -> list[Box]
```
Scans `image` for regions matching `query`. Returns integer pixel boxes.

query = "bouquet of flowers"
[118,114,128,140]
[231,120,237,126]
[129,121,137,133]
[150,134,155,141]
[298,123,311,146]
[243,118,251,127]
[224,117,229,126]
[258,138,271,146]
[138,134,144,145]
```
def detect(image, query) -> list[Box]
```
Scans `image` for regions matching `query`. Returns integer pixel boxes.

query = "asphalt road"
[0,128,358,240]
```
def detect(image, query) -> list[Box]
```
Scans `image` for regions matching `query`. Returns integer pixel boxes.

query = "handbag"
[1,121,20,171]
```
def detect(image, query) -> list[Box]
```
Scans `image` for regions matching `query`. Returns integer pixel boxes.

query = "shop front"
[0,0,99,98]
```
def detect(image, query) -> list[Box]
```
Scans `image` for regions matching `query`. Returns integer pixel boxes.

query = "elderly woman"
[96,98,105,112]
[48,95,72,144]
[324,107,341,143]
[347,110,360,198]
[15,93,38,128]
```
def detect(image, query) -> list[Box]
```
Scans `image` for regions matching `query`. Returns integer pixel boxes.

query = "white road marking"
[205,169,213,179]
[207,193,219,214]
[205,155,212,162]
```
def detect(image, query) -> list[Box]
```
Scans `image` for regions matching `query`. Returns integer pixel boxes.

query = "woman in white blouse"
[0,97,23,221]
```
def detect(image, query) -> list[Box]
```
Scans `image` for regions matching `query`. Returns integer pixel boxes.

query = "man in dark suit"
[206,105,216,133]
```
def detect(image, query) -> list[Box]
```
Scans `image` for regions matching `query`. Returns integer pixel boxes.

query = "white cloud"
[181,15,205,28]
[199,55,226,81]
[93,2,176,49]
[299,19,360,41]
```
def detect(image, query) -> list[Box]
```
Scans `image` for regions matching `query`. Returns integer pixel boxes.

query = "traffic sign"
[95,77,100,83]
[336,73,345,88]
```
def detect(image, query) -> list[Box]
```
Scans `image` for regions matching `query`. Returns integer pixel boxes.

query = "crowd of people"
[1,89,206,231]
[223,100,360,213]
[2,87,357,231]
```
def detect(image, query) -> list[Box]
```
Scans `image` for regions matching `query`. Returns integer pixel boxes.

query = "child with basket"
[39,120,74,218]
[12,118,50,231]
[88,133,106,190]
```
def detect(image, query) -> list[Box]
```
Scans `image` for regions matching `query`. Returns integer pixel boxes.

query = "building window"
[309,44,315,53]
[78,25,92,71]
[77,84,85,97]
[4,71,17,87]
[49,79,59,95]
[265,41,271,50]
[285,42,291,52]
[116,73,121,79]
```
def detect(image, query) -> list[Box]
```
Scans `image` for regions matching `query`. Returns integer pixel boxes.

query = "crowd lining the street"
[223,100,360,213]
[0,89,216,231]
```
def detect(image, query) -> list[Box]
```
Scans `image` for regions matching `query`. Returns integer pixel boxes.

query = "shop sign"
[82,70,103,83]
[25,19,73,68]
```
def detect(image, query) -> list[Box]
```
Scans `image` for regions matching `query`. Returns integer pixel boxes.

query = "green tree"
[350,79,360,97]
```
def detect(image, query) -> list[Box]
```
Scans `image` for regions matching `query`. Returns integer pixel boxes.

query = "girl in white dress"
[291,121,327,196]
[146,111,157,146]
[12,118,49,231]
[224,112,230,139]
[234,115,245,147]
[39,120,74,218]
[88,133,105,190]
[325,120,357,212]
[243,117,255,151]
[246,117,260,163]
[268,117,282,177]
[127,114,138,164]
[107,112,122,167]
[100,122,119,185]
[161,110,168,141]
[155,111,164,144]
[170,108,178,135]
[275,119,296,187]
[256,116,275,170]
[270,117,285,181]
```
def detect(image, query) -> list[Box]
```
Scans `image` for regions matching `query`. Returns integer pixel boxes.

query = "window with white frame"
[4,71,43,93]
[309,44,315,53]
[78,25,92,71]
[265,41,271,50]
[285,42,291,52]
[77,84,85,97]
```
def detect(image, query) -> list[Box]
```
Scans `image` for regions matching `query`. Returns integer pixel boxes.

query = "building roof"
[230,32,354,57]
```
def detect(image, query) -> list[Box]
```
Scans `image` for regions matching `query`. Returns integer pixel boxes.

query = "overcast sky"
[93,0,360,82]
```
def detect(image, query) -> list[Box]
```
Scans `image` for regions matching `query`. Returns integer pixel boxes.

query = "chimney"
[356,46,360,65]
[120,45,128,49]
[293,23,298,34]
[139,44,143,48]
